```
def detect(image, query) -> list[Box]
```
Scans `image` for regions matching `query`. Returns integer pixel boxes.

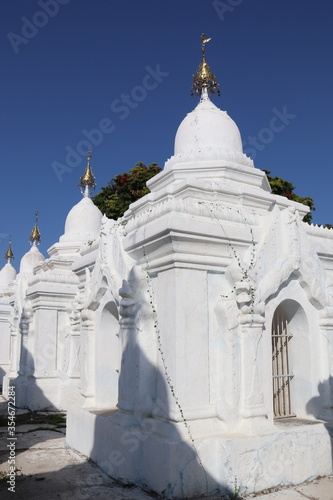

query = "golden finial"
[78,149,96,196]
[191,33,220,98]
[5,236,14,261]
[29,212,41,245]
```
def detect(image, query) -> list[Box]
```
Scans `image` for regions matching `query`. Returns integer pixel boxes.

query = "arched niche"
[95,300,120,408]
[271,299,311,419]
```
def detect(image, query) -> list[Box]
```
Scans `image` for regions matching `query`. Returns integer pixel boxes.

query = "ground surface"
[0,398,332,500]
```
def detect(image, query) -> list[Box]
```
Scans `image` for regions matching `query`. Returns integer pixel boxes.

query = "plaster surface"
[0,88,332,499]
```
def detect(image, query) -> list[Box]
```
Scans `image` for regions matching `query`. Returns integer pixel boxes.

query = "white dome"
[174,96,243,158]
[20,245,45,274]
[60,196,102,243]
[0,262,16,290]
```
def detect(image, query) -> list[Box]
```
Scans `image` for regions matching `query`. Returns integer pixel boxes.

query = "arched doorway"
[95,301,119,408]
[271,299,310,418]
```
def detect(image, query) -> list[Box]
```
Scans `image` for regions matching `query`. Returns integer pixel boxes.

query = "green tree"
[263,170,315,223]
[92,162,161,219]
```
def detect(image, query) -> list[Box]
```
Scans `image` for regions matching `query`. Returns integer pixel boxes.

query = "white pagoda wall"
[0,302,12,392]
[66,187,333,497]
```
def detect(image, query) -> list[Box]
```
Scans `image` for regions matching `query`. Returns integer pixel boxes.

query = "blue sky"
[1,0,332,269]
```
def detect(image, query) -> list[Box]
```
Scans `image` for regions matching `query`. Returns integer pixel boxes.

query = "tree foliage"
[92,162,162,220]
[263,170,315,223]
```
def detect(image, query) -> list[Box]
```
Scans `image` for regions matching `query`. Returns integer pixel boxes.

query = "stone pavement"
[0,399,332,500]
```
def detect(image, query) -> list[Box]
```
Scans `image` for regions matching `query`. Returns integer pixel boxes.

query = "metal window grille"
[272,308,295,418]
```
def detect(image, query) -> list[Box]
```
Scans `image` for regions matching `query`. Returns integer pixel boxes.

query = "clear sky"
[1,0,333,269]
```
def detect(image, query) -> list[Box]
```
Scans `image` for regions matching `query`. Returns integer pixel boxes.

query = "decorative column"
[65,301,81,378]
[79,308,95,403]
[18,305,33,376]
[236,282,268,429]
[117,279,137,420]
[317,310,333,421]
[6,305,20,379]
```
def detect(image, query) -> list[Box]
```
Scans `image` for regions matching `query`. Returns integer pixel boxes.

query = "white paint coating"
[175,91,243,158]
[60,196,102,243]
[0,262,16,291]
[19,244,45,274]
[0,92,332,498]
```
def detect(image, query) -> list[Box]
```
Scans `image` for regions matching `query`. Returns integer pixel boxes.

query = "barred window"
[272,306,295,418]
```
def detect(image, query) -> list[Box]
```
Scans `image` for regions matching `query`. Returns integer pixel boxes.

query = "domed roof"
[60,196,102,243]
[174,93,243,159]
[0,262,16,290]
[20,245,45,274]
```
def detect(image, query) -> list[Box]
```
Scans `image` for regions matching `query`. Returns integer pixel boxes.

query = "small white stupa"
[59,150,102,244]
[19,213,45,274]
[0,238,16,292]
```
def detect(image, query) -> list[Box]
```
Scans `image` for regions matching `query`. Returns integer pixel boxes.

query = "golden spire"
[29,212,41,246]
[78,149,96,197]
[191,33,220,98]
[5,236,14,261]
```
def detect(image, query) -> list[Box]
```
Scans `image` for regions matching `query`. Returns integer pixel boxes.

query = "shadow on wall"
[10,297,71,412]
[0,368,5,395]
[0,351,239,500]
[88,345,239,500]
[1,307,239,498]
[13,340,57,411]
[0,329,83,499]
[306,376,333,472]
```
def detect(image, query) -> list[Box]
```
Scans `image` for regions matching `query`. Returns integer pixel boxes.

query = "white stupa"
[172,35,246,165]
[147,33,268,197]
[175,91,243,156]
[59,150,102,244]
[0,239,16,291]
[19,214,45,274]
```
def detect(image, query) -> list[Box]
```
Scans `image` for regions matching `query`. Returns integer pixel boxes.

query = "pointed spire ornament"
[5,236,14,262]
[29,212,41,246]
[191,33,220,98]
[78,149,96,197]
